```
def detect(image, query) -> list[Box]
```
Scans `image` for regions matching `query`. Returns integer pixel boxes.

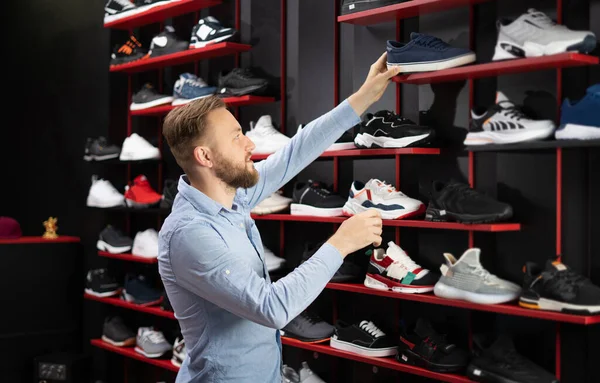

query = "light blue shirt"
[158,100,360,382]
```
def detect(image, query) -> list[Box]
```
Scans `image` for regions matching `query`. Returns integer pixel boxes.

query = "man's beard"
[213,151,259,189]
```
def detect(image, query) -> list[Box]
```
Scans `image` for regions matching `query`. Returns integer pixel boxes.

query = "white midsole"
[126,199,160,208]
[290,203,343,217]
[520,297,600,313]
[130,96,174,110]
[387,53,476,73]
[97,240,131,254]
[354,132,430,148]
[364,275,433,294]
[135,346,167,358]
[83,153,120,161]
[342,198,422,220]
[493,37,591,61]
[251,204,291,215]
[555,123,600,140]
[330,337,397,357]
[326,142,357,151]
[85,288,119,298]
[101,335,134,347]
[87,196,125,208]
[119,149,160,161]
[464,127,554,145]
[189,33,235,49]
[434,282,520,304]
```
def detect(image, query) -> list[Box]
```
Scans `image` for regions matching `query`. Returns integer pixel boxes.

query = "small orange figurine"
[43,217,59,239]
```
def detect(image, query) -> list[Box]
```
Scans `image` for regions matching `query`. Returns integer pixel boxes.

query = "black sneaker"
[96,225,133,254]
[302,241,363,283]
[520,260,600,314]
[110,36,148,66]
[130,83,174,111]
[102,316,136,347]
[354,110,434,149]
[159,179,178,209]
[85,269,120,297]
[396,318,469,373]
[148,26,189,58]
[217,68,269,97]
[425,180,513,224]
[281,310,335,343]
[104,0,139,24]
[331,320,397,357]
[83,137,121,161]
[467,334,558,383]
[190,16,236,49]
[122,274,163,306]
[340,0,403,15]
[290,180,346,217]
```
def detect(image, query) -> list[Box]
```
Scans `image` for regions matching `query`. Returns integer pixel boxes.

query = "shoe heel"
[466,364,485,381]
[424,206,449,222]
[396,350,419,367]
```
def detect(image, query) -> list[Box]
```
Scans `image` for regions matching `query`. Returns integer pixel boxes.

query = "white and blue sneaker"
[555,84,600,140]
[386,33,476,73]
[190,16,236,49]
[172,73,217,106]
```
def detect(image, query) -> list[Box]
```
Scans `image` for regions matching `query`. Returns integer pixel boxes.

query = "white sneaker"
[86,176,125,208]
[492,8,596,61]
[251,191,292,215]
[342,179,424,220]
[119,133,161,161]
[264,246,285,272]
[134,327,171,358]
[132,229,159,258]
[465,92,555,145]
[171,337,187,367]
[298,361,326,383]
[246,115,291,155]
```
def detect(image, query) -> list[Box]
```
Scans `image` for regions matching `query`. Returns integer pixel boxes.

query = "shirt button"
[226,270,230,275]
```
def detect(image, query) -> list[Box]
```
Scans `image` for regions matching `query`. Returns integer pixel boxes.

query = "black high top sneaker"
[467,334,558,383]
[148,26,189,58]
[397,318,469,372]
[217,68,269,97]
[110,35,148,66]
[520,260,600,314]
[425,180,513,224]
[340,0,403,15]
[354,110,434,149]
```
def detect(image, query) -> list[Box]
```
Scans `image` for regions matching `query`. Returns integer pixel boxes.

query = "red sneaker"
[124,175,162,208]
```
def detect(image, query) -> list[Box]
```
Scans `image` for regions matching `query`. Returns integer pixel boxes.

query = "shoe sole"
[130,96,174,110]
[364,274,434,294]
[434,282,520,305]
[330,337,397,357]
[86,197,125,208]
[119,151,161,161]
[519,296,600,314]
[492,35,597,61]
[354,132,432,148]
[464,126,555,145]
[122,291,163,307]
[125,199,161,208]
[101,335,136,347]
[104,1,171,24]
[290,203,343,217]
[386,53,476,73]
[96,240,132,254]
[555,123,600,140]
[342,199,426,220]
[397,348,466,373]
[83,153,120,161]
[218,83,268,97]
[325,142,357,151]
[251,203,291,215]
[280,334,331,344]
[189,33,235,49]
[467,364,531,383]
[424,205,512,224]
[85,288,120,298]
[134,346,167,358]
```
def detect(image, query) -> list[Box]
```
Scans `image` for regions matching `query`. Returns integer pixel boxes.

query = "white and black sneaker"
[171,337,187,367]
[189,16,236,49]
[149,26,189,58]
[465,92,555,145]
[85,268,120,297]
[130,83,174,111]
[290,180,346,217]
[331,320,397,357]
[104,0,139,24]
[97,225,133,254]
[492,8,596,61]
[354,110,434,149]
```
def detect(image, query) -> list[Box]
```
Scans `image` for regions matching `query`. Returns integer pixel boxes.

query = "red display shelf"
[84,294,175,319]
[338,0,489,25]
[251,147,440,160]
[91,339,179,372]
[130,96,276,116]
[326,283,600,325]
[281,338,473,383]
[0,236,80,245]
[392,53,599,85]
[251,214,521,232]
[110,42,251,74]
[98,251,158,264]
[104,0,221,29]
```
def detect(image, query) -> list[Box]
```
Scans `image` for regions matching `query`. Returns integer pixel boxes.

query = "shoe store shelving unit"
[0,236,81,245]
[84,293,175,319]
[97,250,159,263]
[90,338,180,372]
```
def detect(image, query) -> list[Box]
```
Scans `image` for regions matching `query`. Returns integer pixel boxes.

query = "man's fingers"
[368,218,383,228]
[372,235,382,247]
[362,209,382,218]
[370,52,388,73]
[378,65,401,80]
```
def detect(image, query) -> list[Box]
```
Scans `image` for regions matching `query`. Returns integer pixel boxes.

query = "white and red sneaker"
[342,179,425,220]
[364,242,439,294]
[124,175,162,208]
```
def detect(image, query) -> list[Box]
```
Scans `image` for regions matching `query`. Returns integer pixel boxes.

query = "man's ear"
[193,146,212,168]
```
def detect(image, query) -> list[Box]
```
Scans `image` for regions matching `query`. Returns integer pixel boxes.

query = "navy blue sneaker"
[172,73,217,106]
[122,274,163,306]
[555,84,600,140]
[386,33,476,73]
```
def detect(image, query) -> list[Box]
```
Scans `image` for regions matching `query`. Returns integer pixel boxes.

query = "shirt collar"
[178,175,223,216]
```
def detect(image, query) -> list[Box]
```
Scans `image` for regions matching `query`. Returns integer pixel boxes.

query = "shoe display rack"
[86,0,600,381]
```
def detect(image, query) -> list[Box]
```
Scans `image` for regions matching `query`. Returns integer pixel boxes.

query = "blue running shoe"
[386,33,476,73]
[555,84,600,140]
[172,73,217,106]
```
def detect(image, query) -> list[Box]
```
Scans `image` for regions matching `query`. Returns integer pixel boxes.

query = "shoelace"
[469,264,498,284]
[447,183,483,199]
[184,77,208,88]
[414,35,448,50]
[113,0,135,8]
[387,250,420,277]
[146,331,166,344]
[372,179,405,198]
[499,102,528,120]
[300,311,322,325]
[528,9,562,29]
[360,321,385,338]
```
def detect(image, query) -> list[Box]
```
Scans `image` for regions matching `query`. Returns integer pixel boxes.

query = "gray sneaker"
[282,365,300,383]
[134,327,171,358]
[281,310,334,342]
[433,248,521,304]
[299,361,326,383]
[84,137,121,161]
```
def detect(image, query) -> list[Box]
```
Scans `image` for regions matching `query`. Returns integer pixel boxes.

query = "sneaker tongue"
[204,16,219,24]
[545,259,568,272]
[308,179,328,191]
[459,248,481,267]
[164,25,175,33]
[181,72,197,80]
[135,175,149,184]
[256,115,273,129]
[386,241,407,261]
[410,32,423,40]
[495,91,515,108]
